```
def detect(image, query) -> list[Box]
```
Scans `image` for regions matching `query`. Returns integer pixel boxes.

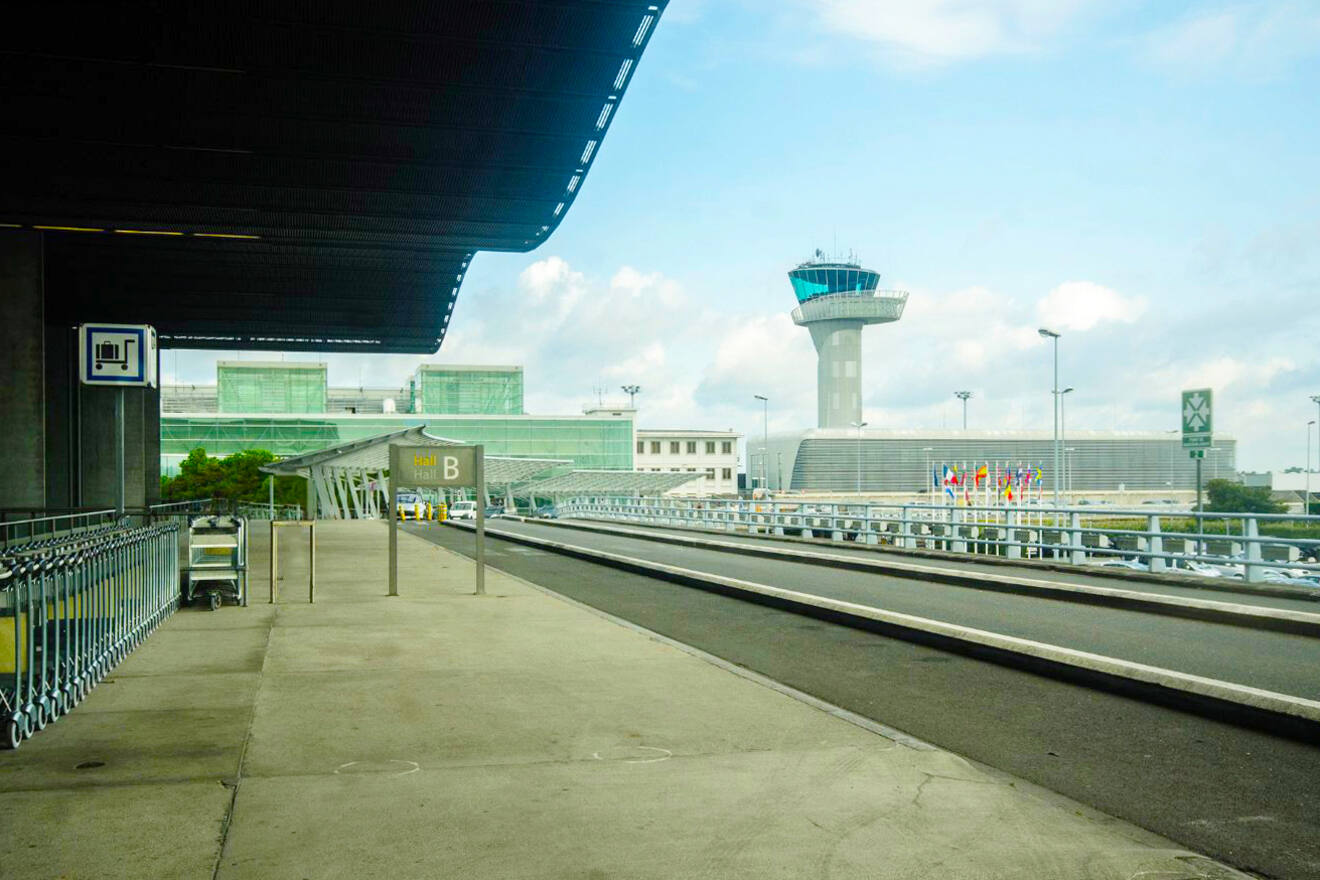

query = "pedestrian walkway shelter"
[260,427,568,519]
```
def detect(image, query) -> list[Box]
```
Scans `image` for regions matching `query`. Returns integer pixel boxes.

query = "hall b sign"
[388,444,486,597]
[390,445,478,487]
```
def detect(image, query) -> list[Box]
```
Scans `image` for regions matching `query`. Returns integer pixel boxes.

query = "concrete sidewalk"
[0,521,1245,879]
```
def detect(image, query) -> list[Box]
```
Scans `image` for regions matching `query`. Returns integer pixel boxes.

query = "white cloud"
[1036,281,1146,332]
[1141,2,1320,76]
[803,0,1098,65]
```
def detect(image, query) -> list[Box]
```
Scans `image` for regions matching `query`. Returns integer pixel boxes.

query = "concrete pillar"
[0,231,45,508]
[44,323,77,508]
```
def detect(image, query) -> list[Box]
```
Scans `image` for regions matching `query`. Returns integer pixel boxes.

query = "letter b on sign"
[444,456,460,480]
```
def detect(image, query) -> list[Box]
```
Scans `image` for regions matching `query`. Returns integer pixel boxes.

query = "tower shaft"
[807,321,864,429]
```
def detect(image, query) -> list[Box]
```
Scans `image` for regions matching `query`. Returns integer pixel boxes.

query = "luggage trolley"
[184,516,247,610]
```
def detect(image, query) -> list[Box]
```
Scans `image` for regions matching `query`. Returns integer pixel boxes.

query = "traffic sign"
[78,324,157,387]
[1188,449,1205,459]
[1181,388,1212,449]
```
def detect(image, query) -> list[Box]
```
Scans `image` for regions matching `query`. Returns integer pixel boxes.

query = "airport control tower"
[789,252,908,429]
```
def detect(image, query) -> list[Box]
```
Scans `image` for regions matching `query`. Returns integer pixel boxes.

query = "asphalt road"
[408,520,1320,879]
[477,518,1320,700]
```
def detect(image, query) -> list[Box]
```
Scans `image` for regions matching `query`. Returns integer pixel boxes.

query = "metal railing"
[553,496,1320,587]
[236,502,304,521]
[1,521,180,748]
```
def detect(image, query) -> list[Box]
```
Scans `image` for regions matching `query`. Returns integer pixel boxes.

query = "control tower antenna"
[787,252,909,429]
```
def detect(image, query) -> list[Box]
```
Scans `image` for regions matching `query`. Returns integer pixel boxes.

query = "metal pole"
[1307,421,1315,516]
[1051,337,1059,508]
[388,445,398,597]
[114,388,125,516]
[762,399,768,491]
[475,444,486,595]
[1196,456,1203,540]
[268,473,275,519]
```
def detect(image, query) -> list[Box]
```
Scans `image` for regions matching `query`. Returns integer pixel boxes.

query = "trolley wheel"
[33,703,47,732]
[49,694,63,721]
[4,719,20,750]
[208,592,221,611]
[58,690,72,716]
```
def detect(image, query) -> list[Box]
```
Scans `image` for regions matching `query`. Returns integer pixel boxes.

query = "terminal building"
[759,429,1236,493]
[162,361,742,495]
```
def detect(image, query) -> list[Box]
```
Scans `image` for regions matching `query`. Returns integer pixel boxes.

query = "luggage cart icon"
[94,337,135,371]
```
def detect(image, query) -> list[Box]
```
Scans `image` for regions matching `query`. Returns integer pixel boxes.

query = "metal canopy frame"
[260,425,569,519]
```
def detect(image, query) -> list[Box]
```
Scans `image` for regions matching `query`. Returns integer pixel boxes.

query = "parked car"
[449,500,477,520]
[1092,558,1148,571]
[484,505,506,519]
[533,504,560,519]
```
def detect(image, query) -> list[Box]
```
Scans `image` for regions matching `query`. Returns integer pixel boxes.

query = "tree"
[1204,479,1287,514]
[162,448,303,506]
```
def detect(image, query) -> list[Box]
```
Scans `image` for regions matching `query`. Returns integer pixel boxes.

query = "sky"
[167,0,1320,472]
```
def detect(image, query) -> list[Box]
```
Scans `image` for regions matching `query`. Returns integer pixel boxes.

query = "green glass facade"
[416,366,523,414]
[161,414,633,475]
[217,362,327,413]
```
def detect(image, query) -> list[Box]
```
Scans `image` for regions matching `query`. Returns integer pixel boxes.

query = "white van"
[396,492,427,520]
[449,500,477,520]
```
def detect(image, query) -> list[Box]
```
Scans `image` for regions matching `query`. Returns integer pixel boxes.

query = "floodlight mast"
[621,385,640,408]
[1038,328,1061,507]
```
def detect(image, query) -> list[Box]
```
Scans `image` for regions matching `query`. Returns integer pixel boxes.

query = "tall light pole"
[1308,420,1316,517]
[621,384,640,408]
[851,421,868,493]
[1312,395,1320,513]
[1060,387,1074,499]
[1038,328,1061,507]
[754,394,769,492]
[954,391,972,429]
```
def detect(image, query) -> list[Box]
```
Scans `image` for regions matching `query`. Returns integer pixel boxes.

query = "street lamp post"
[954,391,972,429]
[754,394,768,492]
[851,421,868,493]
[1064,447,1076,493]
[1038,328,1061,508]
[1308,421,1316,517]
[1060,387,1073,500]
[1311,395,1320,514]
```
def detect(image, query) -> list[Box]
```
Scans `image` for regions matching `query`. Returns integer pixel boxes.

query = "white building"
[635,429,741,496]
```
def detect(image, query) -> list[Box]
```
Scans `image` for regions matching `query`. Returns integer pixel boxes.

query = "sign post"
[1182,389,1213,551]
[77,324,157,515]
[388,444,484,596]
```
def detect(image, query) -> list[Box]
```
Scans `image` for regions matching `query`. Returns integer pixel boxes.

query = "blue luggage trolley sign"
[78,324,158,387]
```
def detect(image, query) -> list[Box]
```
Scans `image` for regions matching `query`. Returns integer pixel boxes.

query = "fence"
[1,521,180,748]
[236,502,304,521]
[555,496,1320,586]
